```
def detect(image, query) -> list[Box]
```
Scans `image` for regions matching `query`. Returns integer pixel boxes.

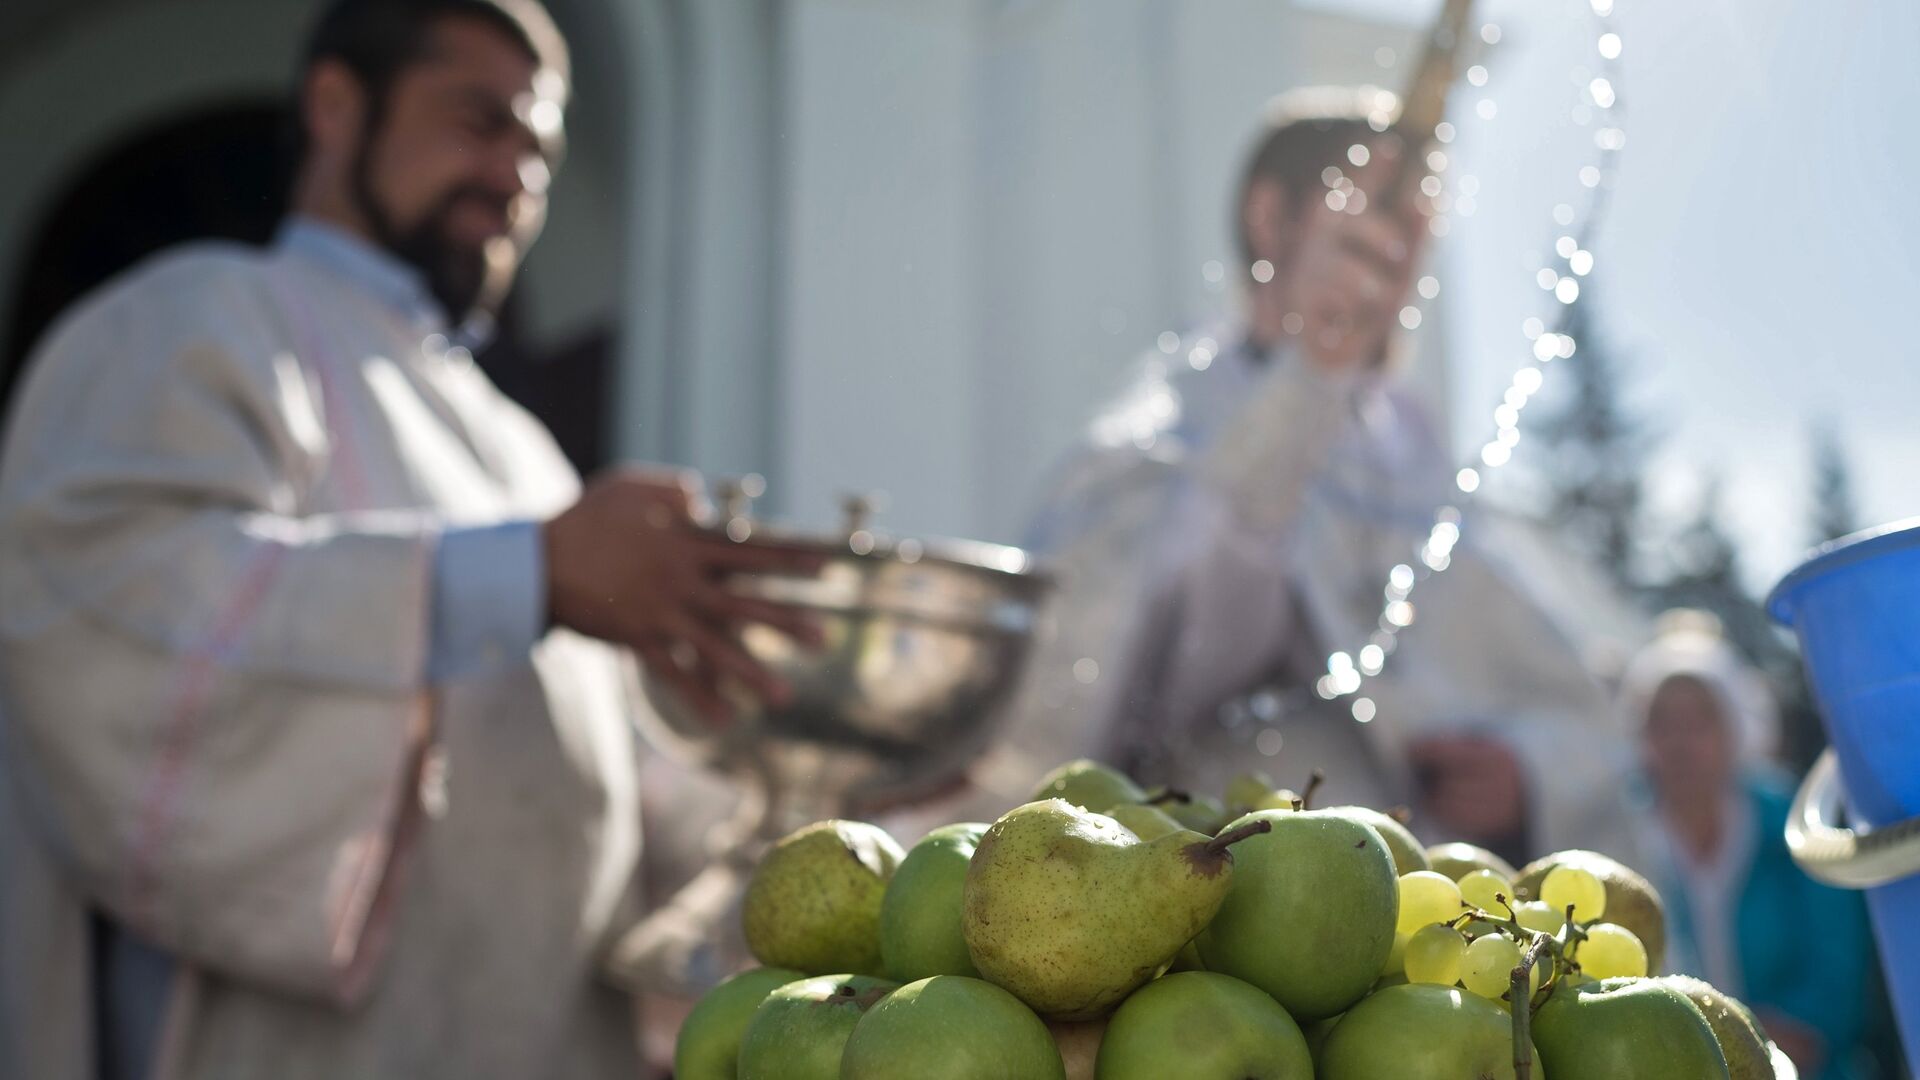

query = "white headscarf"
[1619,610,1780,766]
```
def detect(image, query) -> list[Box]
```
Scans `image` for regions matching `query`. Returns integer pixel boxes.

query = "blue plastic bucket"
[1768,517,1920,1061]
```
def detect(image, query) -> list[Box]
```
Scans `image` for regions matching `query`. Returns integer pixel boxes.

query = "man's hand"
[543,467,825,724]
[1288,141,1426,373]
[1407,733,1528,848]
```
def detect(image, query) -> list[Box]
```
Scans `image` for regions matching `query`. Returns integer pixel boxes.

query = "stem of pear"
[1299,769,1326,810]
[1205,819,1273,854]
[1511,933,1551,1080]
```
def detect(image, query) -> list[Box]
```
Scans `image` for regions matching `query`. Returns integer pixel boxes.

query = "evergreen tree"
[1525,285,1657,591]
[1808,421,1861,546]
[1651,475,1775,664]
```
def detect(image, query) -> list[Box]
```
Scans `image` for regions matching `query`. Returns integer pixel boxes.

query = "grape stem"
[1511,933,1552,1080]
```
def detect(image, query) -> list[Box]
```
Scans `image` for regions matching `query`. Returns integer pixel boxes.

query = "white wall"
[764,0,1444,545]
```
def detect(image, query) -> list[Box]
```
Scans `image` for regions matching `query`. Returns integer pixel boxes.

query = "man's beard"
[349,138,508,324]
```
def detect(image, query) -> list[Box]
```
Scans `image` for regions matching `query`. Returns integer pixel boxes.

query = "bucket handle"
[1787,748,1920,889]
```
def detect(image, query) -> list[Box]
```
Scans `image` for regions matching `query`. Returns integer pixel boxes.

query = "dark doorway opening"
[2,100,613,474]
[3,102,290,404]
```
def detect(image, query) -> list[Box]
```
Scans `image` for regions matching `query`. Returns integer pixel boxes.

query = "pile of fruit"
[674,759,1798,1079]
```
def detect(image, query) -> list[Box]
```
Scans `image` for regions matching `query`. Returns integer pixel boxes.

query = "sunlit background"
[4,0,1911,591]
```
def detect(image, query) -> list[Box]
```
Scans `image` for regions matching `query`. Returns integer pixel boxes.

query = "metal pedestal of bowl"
[607,494,1049,993]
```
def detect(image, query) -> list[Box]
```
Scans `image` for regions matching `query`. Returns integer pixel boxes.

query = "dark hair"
[1233,85,1403,268]
[288,0,569,171]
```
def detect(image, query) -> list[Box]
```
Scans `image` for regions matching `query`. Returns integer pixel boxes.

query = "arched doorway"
[2,101,289,406]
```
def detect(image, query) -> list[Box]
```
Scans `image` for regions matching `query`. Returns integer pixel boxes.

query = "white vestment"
[986,330,1636,856]
[0,240,644,1078]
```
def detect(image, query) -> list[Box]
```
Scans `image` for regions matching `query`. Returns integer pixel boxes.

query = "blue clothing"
[1657,772,1876,1080]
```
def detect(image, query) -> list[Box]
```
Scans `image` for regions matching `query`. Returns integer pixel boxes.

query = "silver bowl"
[633,492,1051,827]
[616,490,1048,992]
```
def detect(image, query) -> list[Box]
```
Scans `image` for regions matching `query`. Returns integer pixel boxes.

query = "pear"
[736,973,898,1080]
[672,966,803,1080]
[1103,802,1209,975]
[962,799,1270,1020]
[1103,802,1185,841]
[879,823,987,982]
[1224,771,1299,816]
[1095,971,1313,1079]
[1516,849,1667,972]
[1658,976,1774,1080]
[1161,793,1229,835]
[742,820,903,976]
[1195,809,1399,1021]
[1049,1018,1107,1080]
[1321,805,1431,875]
[841,975,1066,1079]
[1426,841,1519,882]
[1031,759,1148,812]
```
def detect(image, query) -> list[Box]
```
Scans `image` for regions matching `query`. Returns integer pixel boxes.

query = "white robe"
[0,241,643,1078]
[985,330,1637,857]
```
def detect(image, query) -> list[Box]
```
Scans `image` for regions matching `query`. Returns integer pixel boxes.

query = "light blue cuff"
[428,520,545,681]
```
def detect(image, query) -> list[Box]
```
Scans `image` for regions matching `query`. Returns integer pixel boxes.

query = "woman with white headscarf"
[1623,611,1878,1079]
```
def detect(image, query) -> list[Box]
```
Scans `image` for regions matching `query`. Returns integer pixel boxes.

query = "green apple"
[1532,976,1729,1080]
[1095,972,1312,1079]
[879,823,987,981]
[741,820,903,976]
[840,975,1064,1080]
[1658,976,1772,1080]
[1030,759,1147,812]
[1426,841,1519,882]
[1195,809,1399,1021]
[1319,983,1538,1080]
[673,966,804,1080]
[1103,802,1187,841]
[1162,794,1229,835]
[736,973,898,1080]
[1322,806,1431,875]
